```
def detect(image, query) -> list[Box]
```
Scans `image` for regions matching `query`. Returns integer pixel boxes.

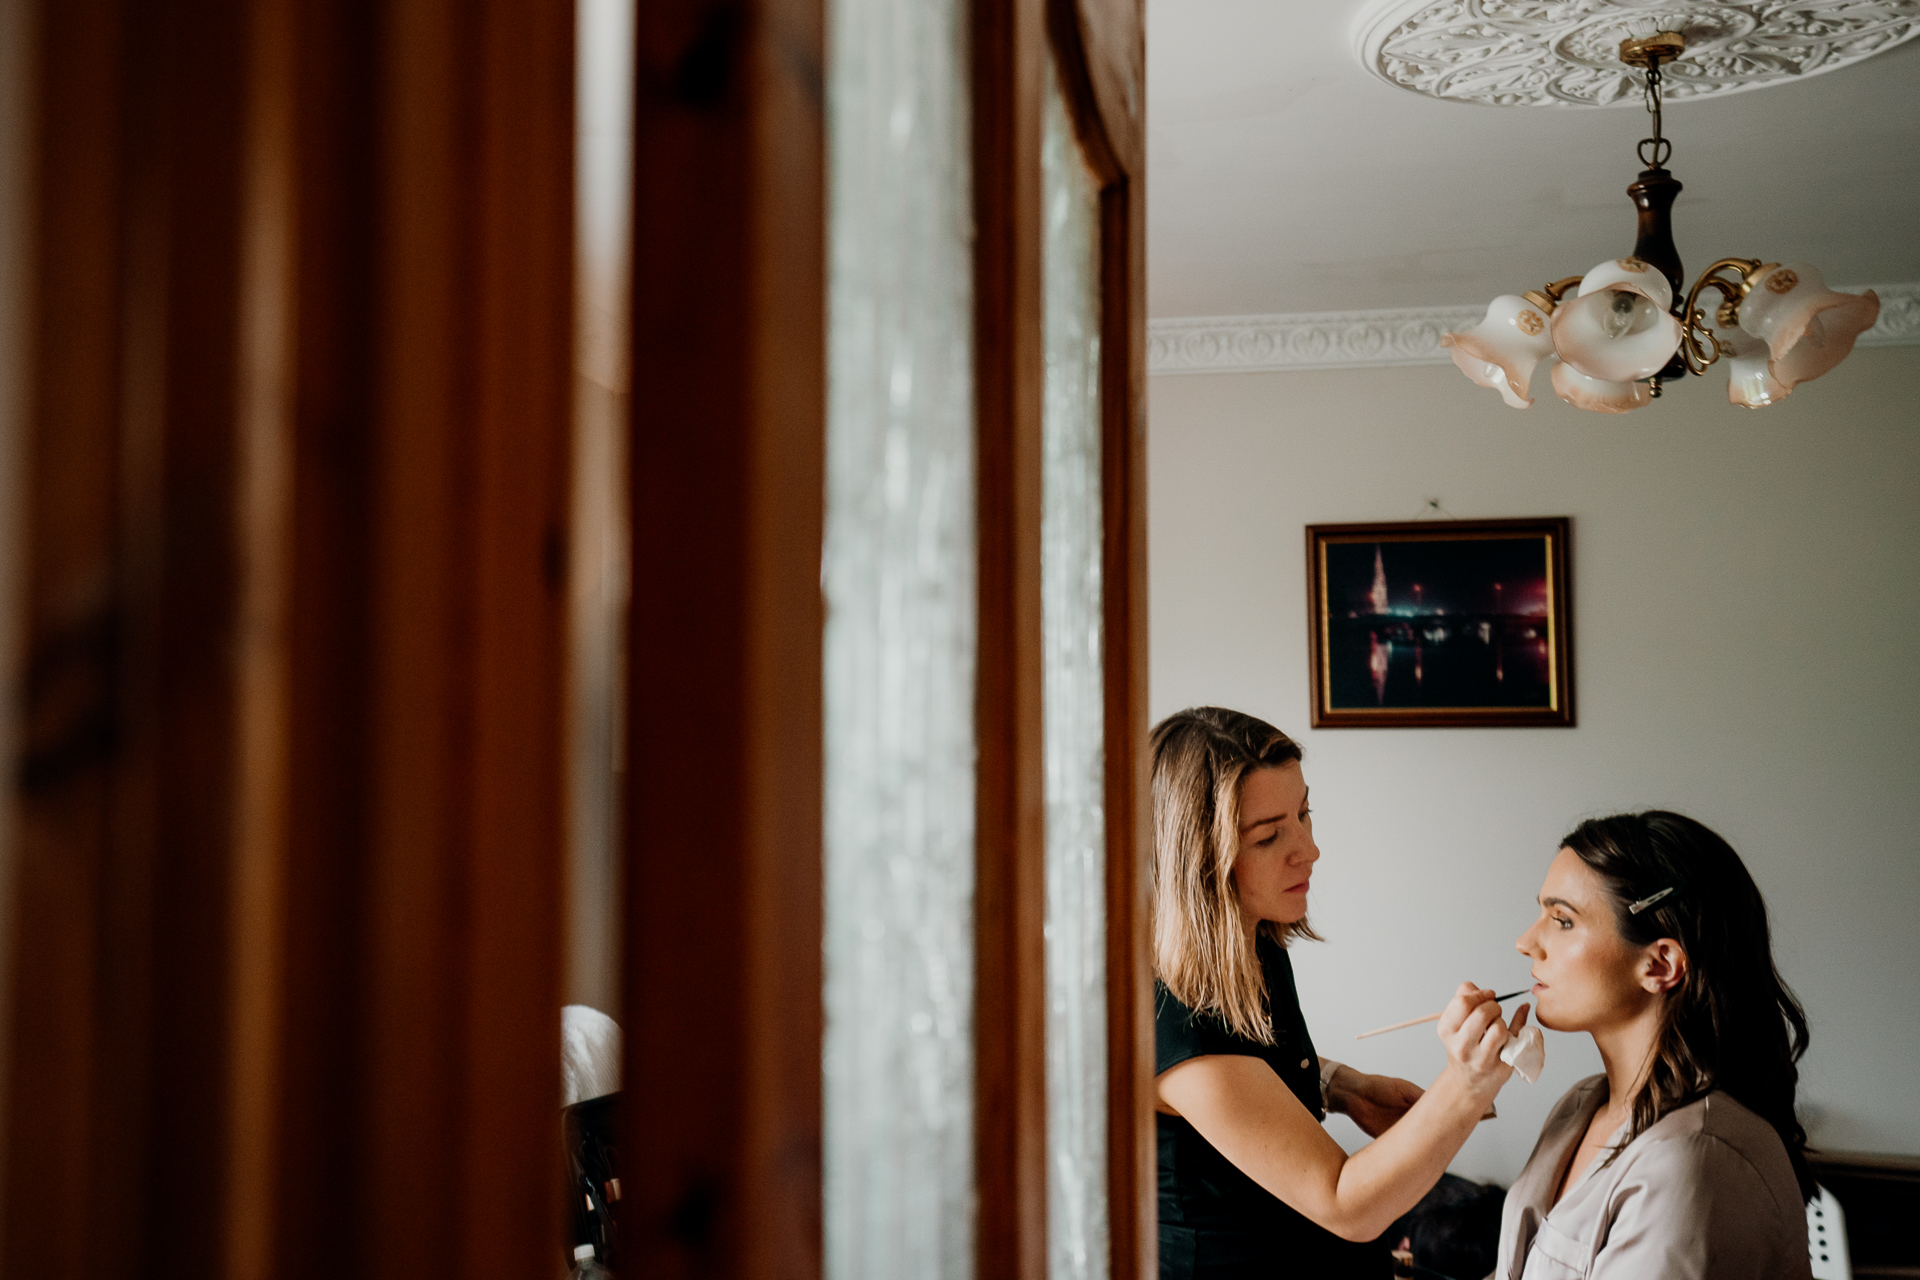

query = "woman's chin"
[1532,1003,1579,1034]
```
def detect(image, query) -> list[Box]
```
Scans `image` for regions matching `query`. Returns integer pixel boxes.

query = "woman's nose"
[1515,923,1539,957]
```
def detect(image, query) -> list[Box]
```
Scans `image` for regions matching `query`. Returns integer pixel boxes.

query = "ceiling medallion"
[1354,1,1920,108]
[1440,32,1879,411]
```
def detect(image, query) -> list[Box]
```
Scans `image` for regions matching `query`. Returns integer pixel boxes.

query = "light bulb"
[1599,290,1658,340]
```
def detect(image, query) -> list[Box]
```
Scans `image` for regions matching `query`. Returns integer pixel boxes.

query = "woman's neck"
[1589,1001,1664,1123]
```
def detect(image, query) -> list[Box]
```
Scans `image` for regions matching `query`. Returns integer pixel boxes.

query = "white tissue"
[1500,1023,1545,1084]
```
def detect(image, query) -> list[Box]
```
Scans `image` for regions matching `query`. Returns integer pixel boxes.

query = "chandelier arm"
[1678,259,1765,374]
[1524,276,1587,314]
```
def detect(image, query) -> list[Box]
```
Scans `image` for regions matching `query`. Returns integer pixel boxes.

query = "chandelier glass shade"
[1443,32,1881,413]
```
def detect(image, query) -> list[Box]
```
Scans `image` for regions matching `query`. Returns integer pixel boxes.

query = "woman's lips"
[1531,981,1548,994]
[1285,878,1311,894]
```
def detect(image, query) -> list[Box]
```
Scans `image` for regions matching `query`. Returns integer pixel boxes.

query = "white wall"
[1148,346,1920,1184]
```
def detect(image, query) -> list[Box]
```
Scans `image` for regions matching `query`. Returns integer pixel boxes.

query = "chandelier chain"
[1637,61,1672,169]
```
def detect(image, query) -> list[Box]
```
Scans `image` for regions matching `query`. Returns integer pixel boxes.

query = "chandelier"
[1442,31,1881,414]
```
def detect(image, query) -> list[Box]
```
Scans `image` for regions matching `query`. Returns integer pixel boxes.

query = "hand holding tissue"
[1499,1022,1545,1084]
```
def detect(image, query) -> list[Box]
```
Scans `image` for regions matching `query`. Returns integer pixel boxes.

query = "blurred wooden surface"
[974,0,1051,1276]
[0,0,1150,1276]
[2,2,575,1276]
[1046,1,1152,1277]
[623,0,827,1277]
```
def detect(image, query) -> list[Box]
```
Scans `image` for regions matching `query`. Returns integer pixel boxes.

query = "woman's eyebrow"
[1238,812,1285,833]
[1540,895,1579,913]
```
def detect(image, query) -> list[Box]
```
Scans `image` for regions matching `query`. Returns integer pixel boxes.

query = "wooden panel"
[1048,0,1142,180]
[272,3,575,1276]
[622,0,826,1275]
[1808,1151,1920,1277]
[974,0,1051,1277]
[1097,170,1154,1280]
[266,6,382,1271]
[4,1,137,1272]
[1,2,576,1276]
[1044,3,1152,1278]
[3,3,253,1275]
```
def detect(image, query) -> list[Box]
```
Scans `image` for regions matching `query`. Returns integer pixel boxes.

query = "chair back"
[1809,1183,1851,1280]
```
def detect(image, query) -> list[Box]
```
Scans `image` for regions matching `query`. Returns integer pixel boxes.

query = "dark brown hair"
[1148,707,1318,1042]
[1562,810,1814,1200]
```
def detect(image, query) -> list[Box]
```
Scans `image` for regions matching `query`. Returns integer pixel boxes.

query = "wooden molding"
[974,0,1052,1276]
[1047,6,1152,1277]
[1099,155,1156,1280]
[622,0,826,1276]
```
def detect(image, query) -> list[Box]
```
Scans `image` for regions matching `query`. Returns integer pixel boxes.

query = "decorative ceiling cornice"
[1353,1,1920,109]
[1147,281,1920,375]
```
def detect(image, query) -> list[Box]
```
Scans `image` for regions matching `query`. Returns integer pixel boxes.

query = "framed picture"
[1306,517,1574,728]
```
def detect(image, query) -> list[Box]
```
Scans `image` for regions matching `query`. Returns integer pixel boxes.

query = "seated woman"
[1151,708,1525,1279]
[1499,811,1814,1279]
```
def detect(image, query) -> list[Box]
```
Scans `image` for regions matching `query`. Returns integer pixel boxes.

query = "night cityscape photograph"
[1322,535,1555,710]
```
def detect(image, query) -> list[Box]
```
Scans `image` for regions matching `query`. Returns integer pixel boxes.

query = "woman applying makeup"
[1499,811,1814,1280]
[1150,708,1525,1279]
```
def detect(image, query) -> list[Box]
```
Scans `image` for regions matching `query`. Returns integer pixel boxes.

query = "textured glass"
[822,0,977,1275]
[1042,66,1109,1280]
[568,0,633,1017]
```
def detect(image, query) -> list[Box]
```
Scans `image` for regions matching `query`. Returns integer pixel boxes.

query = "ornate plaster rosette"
[1353,0,1920,107]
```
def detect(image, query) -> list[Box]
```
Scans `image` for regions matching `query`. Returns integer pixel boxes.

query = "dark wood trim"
[2,3,256,1272]
[275,2,578,1274]
[1097,165,1155,1280]
[1304,517,1576,729]
[1042,4,1151,1276]
[2,2,578,1275]
[1811,1151,1920,1177]
[974,0,1051,1276]
[5,2,146,1272]
[1046,0,1141,183]
[622,0,827,1276]
[1807,1150,1920,1277]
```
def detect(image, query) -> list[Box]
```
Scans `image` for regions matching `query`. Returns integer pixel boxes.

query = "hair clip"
[1627,886,1675,915]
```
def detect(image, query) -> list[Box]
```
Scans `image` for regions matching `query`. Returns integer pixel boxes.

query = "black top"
[1155,936,1388,1279]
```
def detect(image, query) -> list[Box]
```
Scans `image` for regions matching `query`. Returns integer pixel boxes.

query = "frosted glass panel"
[568,0,633,1017]
[1042,67,1109,1280]
[822,0,977,1274]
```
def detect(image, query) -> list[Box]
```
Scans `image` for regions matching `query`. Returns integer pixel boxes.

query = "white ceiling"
[1146,0,1920,317]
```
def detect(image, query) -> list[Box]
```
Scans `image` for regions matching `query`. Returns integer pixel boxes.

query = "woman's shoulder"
[1154,980,1267,1074]
[1629,1090,1791,1160]
[1612,1092,1803,1224]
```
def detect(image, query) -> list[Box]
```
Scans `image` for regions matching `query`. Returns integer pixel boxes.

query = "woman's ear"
[1639,939,1688,994]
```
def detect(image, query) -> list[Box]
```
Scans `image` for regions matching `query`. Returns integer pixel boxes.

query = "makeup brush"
[1354,988,1531,1040]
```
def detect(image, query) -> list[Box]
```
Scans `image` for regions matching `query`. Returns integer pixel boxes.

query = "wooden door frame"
[621,1,828,1276]
[1,3,577,1276]
[972,0,1050,1275]
[1052,3,1154,1276]
[974,0,1149,1276]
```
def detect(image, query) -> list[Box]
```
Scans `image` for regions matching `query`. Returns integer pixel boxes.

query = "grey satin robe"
[1495,1074,1811,1280]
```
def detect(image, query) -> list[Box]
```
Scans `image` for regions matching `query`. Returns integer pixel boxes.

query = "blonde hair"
[1150,707,1319,1043]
